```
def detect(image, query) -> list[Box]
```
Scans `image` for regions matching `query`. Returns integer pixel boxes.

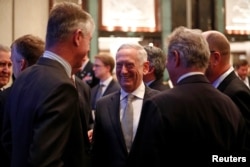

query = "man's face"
[236,65,249,80]
[116,48,147,93]
[74,32,92,69]
[93,58,109,80]
[0,50,12,88]
[11,45,23,78]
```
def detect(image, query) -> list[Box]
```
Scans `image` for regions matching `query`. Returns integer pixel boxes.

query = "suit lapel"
[107,91,128,152]
[217,71,235,92]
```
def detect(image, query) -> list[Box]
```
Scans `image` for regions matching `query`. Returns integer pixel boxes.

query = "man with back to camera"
[2,2,95,167]
[141,26,248,166]
[202,30,250,152]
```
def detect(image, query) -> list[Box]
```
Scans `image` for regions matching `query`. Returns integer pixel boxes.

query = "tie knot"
[127,94,134,102]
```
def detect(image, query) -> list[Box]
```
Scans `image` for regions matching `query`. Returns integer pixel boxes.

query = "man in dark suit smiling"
[91,43,160,167]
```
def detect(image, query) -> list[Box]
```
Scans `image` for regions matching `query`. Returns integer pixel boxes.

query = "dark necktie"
[95,84,104,106]
[121,94,134,152]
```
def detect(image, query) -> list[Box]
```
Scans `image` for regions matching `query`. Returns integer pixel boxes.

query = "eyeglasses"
[210,50,216,53]
[93,64,104,68]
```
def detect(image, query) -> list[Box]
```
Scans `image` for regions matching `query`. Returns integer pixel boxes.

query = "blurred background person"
[234,57,250,88]
[2,2,95,167]
[89,53,120,141]
[91,52,120,114]
[143,45,170,91]
[0,44,12,91]
[76,55,99,88]
[0,34,45,167]
[91,43,160,167]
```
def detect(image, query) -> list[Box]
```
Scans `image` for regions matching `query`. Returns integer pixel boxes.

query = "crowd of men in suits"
[0,1,250,167]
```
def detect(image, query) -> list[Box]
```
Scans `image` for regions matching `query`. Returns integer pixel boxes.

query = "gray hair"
[144,45,166,79]
[46,2,95,47]
[166,26,210,70]
[0,44,10,52]
[117,43,147,65]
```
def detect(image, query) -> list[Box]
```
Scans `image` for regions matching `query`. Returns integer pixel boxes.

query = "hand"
[88,129,93,143]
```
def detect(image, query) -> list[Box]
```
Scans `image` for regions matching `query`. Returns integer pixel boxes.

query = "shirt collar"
[43,51,72,78]
[120,82,145,101]
[212,66,234,88]
[100,76,113,87]
[177,72,204,83]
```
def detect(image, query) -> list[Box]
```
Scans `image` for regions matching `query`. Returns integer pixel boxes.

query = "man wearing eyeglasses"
[203,30,250,153]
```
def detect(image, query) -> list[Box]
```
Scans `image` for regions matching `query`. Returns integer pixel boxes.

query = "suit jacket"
[76,60,99,88]
[75,77,93,130]
[91,86,160,167]
[0,87,11,167]
[2,57,89,167]
[148,78,170,91]
[141,75,248,166]
[90,79,120,110]
[217,71,250,133]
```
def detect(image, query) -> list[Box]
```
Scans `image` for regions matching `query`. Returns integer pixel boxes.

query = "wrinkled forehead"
[0,51,11,60]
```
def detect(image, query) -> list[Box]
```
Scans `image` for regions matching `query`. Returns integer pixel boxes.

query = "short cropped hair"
[46,2,95,48]
[144,45,166,79]
[94,53,115,73]
[117,43,148,66]
[166,26,210,70]
[11,34,45,66]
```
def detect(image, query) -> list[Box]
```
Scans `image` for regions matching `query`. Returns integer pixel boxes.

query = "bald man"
[202,30,250,152]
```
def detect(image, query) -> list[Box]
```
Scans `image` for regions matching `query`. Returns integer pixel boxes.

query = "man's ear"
[73,29,83,47]
[211,52,221,66]
[20,59,27,71]
[173,50,181,67]
[147,65,155,74]
[143,61,150,75]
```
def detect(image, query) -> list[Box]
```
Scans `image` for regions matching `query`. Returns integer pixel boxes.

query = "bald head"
[202,31,230,58]
[202,30,232,83]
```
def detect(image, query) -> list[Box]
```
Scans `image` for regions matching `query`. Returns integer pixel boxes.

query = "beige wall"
[0,0,48,47]
[0,0,13,46]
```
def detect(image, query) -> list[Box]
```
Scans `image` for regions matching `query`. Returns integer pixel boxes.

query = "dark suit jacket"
[218,71,250,151]
[75,77,93,130]
[218,72,250,134]
[76,60,99,88]
[90,79,120,110]
[0,87,11,167]
[91,86,160,167]
[141,75,248,166]
[2,57,89,167]
[148,78,170,91]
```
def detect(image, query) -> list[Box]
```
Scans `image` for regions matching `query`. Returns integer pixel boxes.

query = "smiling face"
[116,47,148,93]
[0,50,12,88]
